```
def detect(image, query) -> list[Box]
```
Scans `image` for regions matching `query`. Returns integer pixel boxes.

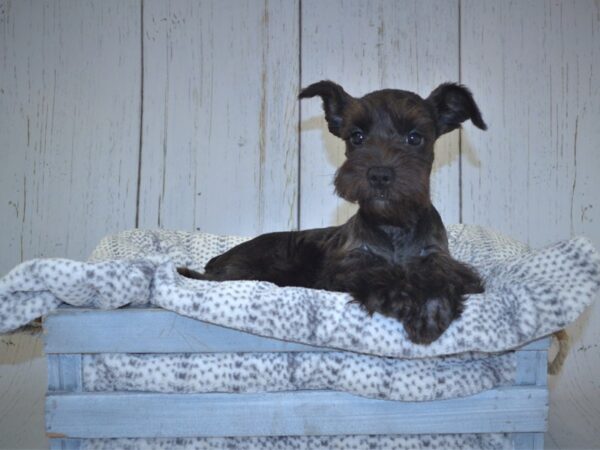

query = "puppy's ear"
[299,80,352,137]
[427,83,487,136]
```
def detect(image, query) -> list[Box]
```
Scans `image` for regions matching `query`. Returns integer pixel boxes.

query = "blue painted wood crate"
[44,306,549,449]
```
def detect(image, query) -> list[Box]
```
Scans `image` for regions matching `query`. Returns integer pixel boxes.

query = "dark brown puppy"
[179,81,487,344]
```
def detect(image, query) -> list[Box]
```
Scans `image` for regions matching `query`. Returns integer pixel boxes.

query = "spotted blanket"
[0,226,599,405]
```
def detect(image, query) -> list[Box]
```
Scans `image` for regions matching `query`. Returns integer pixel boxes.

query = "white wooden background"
[0,0,598,448]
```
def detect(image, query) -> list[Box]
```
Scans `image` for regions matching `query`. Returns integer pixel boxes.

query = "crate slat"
[49,438,82,450]
[47,355,82,392]
[515,350,548,386]
[44,307,550,354]
[45,307,330,354]
[46,387,548,438]
[513,432,545,450]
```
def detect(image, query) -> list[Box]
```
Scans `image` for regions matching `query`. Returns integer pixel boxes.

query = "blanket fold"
[4,225,598,355]
[1,225,599,404]
[77,434,512,450]
[82,351,515,402]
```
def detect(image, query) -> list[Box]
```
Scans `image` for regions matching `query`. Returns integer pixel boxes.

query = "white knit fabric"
[0,224,598,398]
[2,225,598,449]
[1,225,598,357]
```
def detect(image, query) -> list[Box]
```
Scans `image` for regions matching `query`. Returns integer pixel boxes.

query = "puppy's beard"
[358,197,397,222]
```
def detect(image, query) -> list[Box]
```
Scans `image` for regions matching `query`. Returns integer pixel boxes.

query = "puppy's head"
[300,80,486,223]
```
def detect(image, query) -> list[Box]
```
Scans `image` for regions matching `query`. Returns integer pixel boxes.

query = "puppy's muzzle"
[367,166,395,189]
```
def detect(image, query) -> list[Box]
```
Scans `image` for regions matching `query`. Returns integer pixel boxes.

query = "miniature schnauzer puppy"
[179,80,487,344]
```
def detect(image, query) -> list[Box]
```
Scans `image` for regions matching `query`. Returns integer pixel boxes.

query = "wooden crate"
[44,307,549,449]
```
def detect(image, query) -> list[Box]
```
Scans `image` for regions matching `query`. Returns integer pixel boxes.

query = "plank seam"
[297,0,303,231]
[135,0,145,228]
[458,0,463,224]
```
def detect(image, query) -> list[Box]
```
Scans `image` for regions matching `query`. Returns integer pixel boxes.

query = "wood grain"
[460,2,600,448]
[138,0,299,236]
[300,0,461,229]
[43,307,550,355]
[460,0,600,247]
[47,355,82,392]
[0,3,140,447]
[1,1,599,448]
[46,387,548,438]
[0,332,48,449]
[0,0,141,275]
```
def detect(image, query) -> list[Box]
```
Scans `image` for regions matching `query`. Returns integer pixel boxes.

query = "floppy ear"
[427,83,487,136]
[299,80,352,137]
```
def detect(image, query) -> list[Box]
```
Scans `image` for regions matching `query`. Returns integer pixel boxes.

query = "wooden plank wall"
[0,0,141,275]
[300,0,461,228]
[460,3,600,449]
[1,0,599,448]
[138,0,299,235]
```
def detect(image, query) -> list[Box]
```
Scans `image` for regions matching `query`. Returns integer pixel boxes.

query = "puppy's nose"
[367,166,394,188]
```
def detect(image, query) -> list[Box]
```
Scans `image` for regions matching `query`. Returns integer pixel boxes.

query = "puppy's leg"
[176,267,208,279]
[179,229,334,287]
[322,253,483,344]
[177,232,299,284]
[402,253,484,344]
[317,257,418,325]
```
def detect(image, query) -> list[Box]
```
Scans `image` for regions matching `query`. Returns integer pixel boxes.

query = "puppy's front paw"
[350,282,415,322]
[403,295,461,344]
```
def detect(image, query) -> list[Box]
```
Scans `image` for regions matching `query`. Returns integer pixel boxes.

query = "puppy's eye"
[350,131,365,146]
[406,131,423,146]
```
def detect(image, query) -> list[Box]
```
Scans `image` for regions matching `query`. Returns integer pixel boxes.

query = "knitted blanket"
[78,434,512,450]
[1,225,599,404]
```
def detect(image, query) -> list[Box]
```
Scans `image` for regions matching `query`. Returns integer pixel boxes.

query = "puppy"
[179,80,487,344]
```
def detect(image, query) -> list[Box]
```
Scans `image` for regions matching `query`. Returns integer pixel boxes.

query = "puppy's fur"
[179,80,487,344]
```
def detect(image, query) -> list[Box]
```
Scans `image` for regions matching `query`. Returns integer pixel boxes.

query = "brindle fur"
[178,80,487,344]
